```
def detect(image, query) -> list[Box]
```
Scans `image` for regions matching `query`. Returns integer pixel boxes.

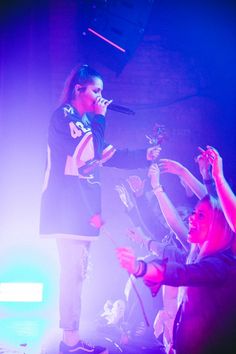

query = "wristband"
[147,239,155,252]
[153,185,164,193]
[133,260,147,278]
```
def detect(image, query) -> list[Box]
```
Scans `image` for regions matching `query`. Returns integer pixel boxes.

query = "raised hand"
[205,146,223,181]
[195,147,212,180]
[115,184,134,209]
[146,145,162,161]
[202,146,236,233]
[126,175,145,197]
[159,159,186,177]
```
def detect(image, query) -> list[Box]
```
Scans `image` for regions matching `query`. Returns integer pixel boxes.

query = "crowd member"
[115,175,167,241]
[141,164,189,353]
[117,178,236,354]
[115,178,166,353]
[159,159,207,200]
[199,146,236,233]
[116,166,190,353]
[39,64,160,354]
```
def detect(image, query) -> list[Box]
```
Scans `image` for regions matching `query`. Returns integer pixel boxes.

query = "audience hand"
[126,175,145,197]
[195,147,212,180]
[205,146,223,181]
[115,184,134,209]
[116,247,138,274]
[146,145,162,161]
[159,159,186,177]
[196,146,223,181]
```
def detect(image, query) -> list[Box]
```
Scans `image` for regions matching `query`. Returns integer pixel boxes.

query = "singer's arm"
[103,147,150,169]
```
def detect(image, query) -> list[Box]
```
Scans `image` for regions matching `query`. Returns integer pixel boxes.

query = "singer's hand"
[146,146,162,161]
[94,97,113,116]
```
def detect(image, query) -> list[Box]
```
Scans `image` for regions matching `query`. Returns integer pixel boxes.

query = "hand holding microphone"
[94,96,135,116]
[94,96,113,116]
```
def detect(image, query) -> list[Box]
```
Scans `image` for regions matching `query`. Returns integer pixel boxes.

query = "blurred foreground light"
[0,283,43,302]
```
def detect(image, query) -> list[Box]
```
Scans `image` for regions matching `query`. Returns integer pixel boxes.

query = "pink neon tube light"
[88,27,126,53]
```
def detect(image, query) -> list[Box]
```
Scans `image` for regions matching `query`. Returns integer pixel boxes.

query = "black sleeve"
[49,109,75,156]
[103,148,150,169]
[162,253,232,287]
[90,114,106,160]
[162,244,187,263]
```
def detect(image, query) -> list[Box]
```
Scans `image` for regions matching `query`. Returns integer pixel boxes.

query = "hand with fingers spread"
[115,184,134,210]
[159,158,207,200]
[126,175,146,197]
[158,159,186,177]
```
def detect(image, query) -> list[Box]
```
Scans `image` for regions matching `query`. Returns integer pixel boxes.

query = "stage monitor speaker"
[80,0,154,73]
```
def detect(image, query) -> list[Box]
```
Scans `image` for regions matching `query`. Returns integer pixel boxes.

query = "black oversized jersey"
[40,104,149,239]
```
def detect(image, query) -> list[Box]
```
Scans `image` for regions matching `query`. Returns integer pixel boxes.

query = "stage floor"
[0,316,165,354]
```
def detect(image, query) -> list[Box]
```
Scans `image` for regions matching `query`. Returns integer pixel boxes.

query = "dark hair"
[59,64,103,105]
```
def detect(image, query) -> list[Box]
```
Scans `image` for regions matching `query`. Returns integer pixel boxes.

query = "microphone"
[108,103,135,115]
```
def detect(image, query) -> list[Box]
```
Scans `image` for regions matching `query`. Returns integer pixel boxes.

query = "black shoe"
[59,340,108,354]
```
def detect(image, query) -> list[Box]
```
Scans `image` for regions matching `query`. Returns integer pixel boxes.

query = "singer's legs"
[56,238,90,345]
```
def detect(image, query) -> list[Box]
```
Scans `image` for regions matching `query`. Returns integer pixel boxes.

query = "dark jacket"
[161,249,236,354]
